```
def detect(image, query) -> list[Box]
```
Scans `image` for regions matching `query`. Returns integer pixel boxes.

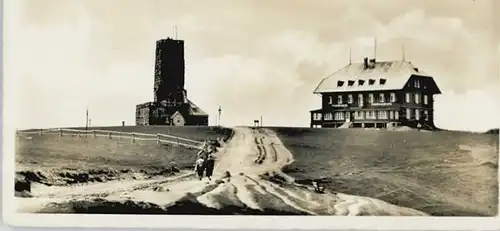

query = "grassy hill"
[16,126,233,187]
[270,127,499,216]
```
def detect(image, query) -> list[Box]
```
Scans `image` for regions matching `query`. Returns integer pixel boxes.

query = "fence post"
[108,132,112,139]
[132,133,135,143]
[93,130,96,138]
[39,129,43,136]
[77,131,80,138]
[176,137,180,147]
[59,129,63,137]
[157,134,160,145]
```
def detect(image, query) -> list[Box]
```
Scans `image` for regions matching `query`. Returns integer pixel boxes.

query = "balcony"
[331,104,348,108]
[371,102,393,106]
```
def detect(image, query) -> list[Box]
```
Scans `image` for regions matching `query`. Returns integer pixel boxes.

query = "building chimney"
[364,57,369,69]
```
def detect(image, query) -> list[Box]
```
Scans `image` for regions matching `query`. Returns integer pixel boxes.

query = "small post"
[132,133,135,143]
[176,137,180,147]
[108,132,112,139]
[59,129,63,137]
[77,131,80,138]
[157,134,161,145]
[39,129,43,136]
[93,130,96,138]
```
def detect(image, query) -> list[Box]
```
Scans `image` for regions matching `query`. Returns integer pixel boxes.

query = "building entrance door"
[345,112,351,122]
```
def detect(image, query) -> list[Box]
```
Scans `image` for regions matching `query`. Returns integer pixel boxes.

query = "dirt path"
[17,127,428,216]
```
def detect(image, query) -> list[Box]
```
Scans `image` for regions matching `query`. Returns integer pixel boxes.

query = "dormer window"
[358,80,365,86]
[337,95,343,104]
[348,80,355,86]
[379,78,386,85]
[368,79,375,85]
[337,81,344,87]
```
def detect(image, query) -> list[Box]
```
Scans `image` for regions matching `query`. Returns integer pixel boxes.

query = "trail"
[17,127,428,216]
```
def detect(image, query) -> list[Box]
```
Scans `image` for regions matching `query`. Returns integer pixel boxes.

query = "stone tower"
[153,38,187,104]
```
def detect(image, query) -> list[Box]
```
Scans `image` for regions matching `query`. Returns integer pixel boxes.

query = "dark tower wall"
[154,38,186,103]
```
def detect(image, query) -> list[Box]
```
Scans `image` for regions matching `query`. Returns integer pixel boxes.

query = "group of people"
[194,142,217,181]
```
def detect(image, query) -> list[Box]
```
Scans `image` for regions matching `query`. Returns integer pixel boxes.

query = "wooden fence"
[16,128,205,150]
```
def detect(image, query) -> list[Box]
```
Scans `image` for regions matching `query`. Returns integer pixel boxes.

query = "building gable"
[402,75,442,94]
[171,111,186,126]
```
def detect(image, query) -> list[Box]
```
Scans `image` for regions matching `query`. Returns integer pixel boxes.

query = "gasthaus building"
[310,57,441,129]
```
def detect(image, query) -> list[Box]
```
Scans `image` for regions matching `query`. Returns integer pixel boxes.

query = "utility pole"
[85,107,89,130]
[218,106,222,127]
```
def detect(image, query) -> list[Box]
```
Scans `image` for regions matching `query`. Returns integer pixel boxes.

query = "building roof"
[186,100,209,116]
[313,60,431,94]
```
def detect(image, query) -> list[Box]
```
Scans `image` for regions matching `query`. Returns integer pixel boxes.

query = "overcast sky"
[4,0,500,132]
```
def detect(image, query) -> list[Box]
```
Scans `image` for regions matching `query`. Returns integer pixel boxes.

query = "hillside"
[16,126,233,187]
[270,127,499,216]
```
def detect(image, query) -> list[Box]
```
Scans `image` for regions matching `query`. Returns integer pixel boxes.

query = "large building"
[136,38,209,126]
[310,57,441,129]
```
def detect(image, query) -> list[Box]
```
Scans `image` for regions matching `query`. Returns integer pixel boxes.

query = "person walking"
[194,157,205,180]
[204,153,216,181]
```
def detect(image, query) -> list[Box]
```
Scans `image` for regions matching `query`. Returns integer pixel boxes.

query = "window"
[405,93,411,103]
[379,93,385,103]
[424,95,428,105]
[348,94,353,104]
[389,111,394,120]
[334,112,344,120]
[337,81,344,87]
[395,111,399,120]
[368,79,375,85]
[390,93,396,102]
[355,111,364,120]
[358,80,365,86]
[337,95,343,104]
[379,78,386,85]
[415,80,420,88]
[378,111,388,119]
[313,113,322,121]
[368,94,374,103]
[406,108,411,120]
[367,111,375,120]
[325,113,333,121]
[348,80,355,86]
[424,110,429,121]
[414,93,420,104]
[415,109,420,120]
[358,94,364,106]
[328,96,333,104]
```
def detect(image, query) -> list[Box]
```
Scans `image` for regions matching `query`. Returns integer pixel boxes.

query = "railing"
[16,128,205,150]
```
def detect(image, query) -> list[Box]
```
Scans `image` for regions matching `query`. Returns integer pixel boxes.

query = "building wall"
[311,77,438,129]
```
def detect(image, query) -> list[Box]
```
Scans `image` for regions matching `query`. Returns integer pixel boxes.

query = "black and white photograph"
[2,0,500,229]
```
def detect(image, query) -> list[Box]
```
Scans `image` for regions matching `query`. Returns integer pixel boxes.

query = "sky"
[3,0,500,132]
